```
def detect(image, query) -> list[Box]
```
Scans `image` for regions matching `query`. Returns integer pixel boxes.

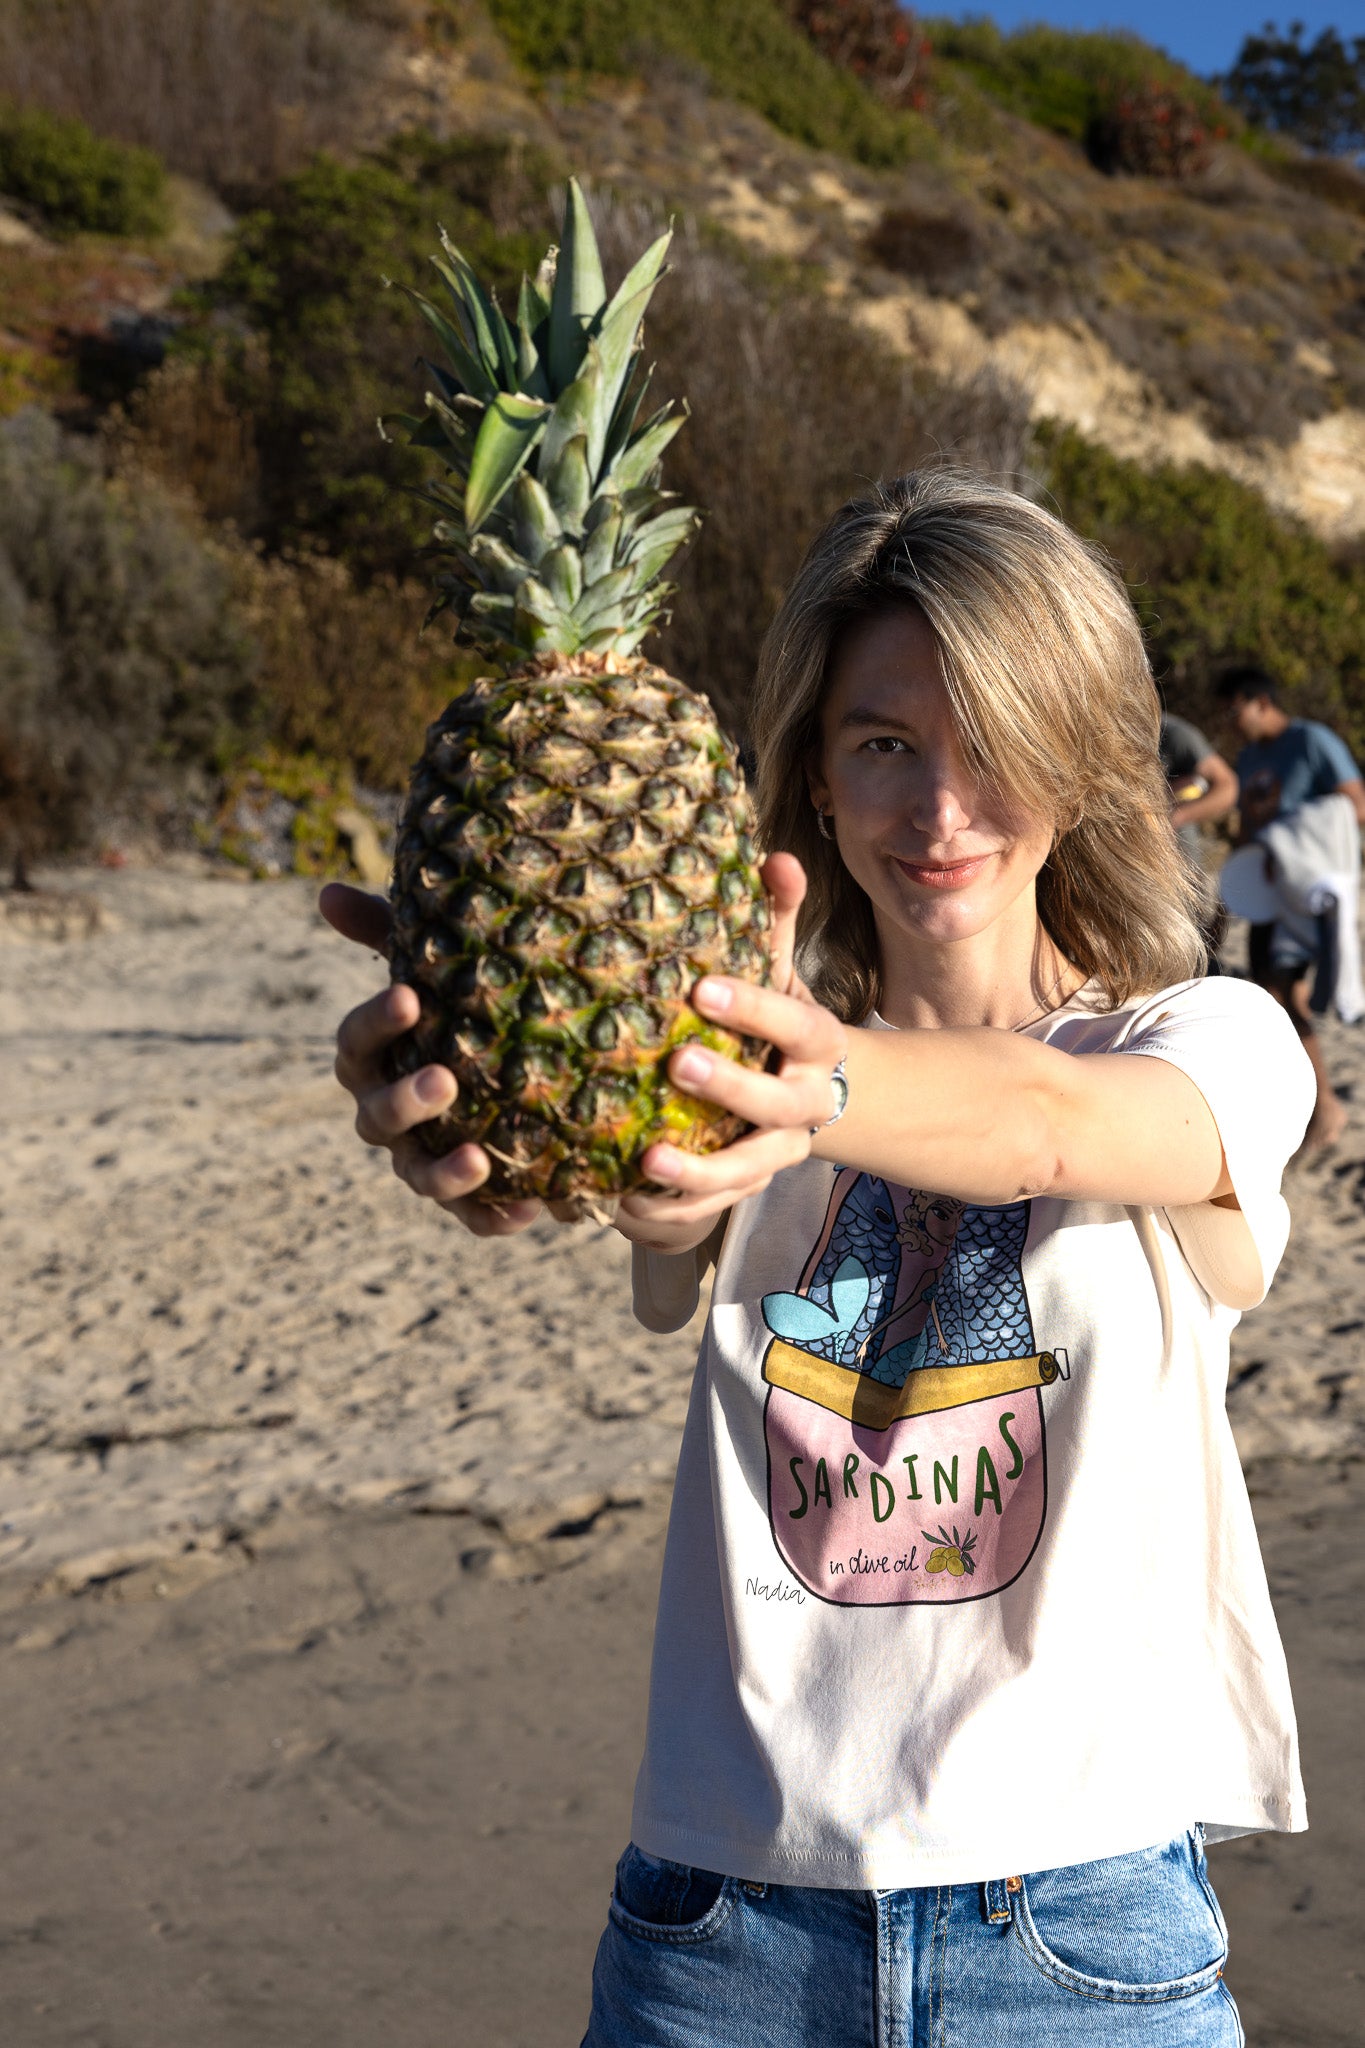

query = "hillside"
[447,3,1365,536]
[3,0,1365,866]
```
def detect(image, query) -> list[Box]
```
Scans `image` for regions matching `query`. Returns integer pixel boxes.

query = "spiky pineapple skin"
[387,652,772,1208]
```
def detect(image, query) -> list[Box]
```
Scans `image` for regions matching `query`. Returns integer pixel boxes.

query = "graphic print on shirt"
[762,1169,1067,1605]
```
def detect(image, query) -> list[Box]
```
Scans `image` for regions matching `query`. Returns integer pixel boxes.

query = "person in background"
[1159,710,1237,969]
[1217,665,1365,1149]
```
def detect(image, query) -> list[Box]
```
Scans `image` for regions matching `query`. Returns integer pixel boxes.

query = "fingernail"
[674,1045,712,1084]
[648,1147,682,1182]
[415,1067,451,1104]
[694,977,732,1013]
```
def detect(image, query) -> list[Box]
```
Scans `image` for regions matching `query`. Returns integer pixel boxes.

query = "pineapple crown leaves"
[383,178,700,660]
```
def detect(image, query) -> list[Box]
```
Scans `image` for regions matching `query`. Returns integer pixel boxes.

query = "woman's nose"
[908,766,970,841]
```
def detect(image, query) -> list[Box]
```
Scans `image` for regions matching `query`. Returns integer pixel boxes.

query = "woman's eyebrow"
[837,705,915,731]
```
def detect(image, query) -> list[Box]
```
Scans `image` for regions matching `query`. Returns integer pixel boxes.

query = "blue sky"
[931,4,1358,80]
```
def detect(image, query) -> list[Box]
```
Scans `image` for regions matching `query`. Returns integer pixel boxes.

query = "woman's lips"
[892,853,994,890]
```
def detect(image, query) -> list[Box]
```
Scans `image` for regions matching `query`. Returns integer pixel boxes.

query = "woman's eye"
[864,736,910,755]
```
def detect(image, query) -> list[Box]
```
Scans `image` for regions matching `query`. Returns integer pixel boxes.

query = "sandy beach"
[2,861,1363,2046]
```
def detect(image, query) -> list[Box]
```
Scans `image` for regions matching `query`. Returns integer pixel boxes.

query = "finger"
[639,1124,810,1203]
[319,881,393,953]
[456,1195,545,1236]
[388,1140,543,1233]
[759,852,806,993]
[618,1187,737,1232]
[690,973,844,1065]
[395,1138,489,1203]
[668,1038,830,1131]
[355,1064,455,1145]
[335,983,421,1087]
[622,1173,777,1231]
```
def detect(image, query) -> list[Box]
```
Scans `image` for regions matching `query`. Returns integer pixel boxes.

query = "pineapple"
[383,181,772,1214]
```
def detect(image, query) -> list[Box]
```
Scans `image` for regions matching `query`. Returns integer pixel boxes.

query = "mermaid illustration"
[762,1172,1031,1386]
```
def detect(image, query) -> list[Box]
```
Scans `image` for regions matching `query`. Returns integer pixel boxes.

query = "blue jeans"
[582,1831,1243,2046]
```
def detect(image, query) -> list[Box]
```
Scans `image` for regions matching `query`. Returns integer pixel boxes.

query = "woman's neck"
[875,902,1082,1033]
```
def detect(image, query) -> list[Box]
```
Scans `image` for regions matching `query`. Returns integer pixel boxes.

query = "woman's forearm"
[817,1025,1230,1210]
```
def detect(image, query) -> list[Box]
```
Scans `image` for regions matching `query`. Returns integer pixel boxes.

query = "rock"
[334,804,392,886]
[0,204,43,248]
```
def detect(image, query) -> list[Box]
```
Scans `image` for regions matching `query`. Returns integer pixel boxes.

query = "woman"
[326,471,1312,2045]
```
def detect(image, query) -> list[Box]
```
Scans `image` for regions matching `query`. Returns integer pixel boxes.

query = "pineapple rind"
[387,654,772,1207]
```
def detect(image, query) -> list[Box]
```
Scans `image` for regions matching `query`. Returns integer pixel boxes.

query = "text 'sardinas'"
[383,179,774,1212]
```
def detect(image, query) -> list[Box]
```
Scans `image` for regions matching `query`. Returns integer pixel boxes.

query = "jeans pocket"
[1011,1833,1229,2004]
[608,1844,736,1946]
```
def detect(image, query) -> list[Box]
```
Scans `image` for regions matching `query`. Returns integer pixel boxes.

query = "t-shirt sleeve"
[1310,723,1360,790]
[1118,979,1314,1309]
[631,1215,729,1333]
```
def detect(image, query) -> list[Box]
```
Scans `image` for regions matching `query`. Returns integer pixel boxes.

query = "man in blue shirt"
[1217,665,1365,1148]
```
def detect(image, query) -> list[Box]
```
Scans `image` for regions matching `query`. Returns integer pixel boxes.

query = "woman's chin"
[889,895,1000,948]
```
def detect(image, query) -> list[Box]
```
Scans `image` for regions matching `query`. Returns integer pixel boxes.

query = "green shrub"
[199,135,556,570]
[0,101,166,234]
[226,543,480,790]
[922,19,1231,150]
[0,409,256,860]
[1085,83,1216,180]
[485,0,919,166]
[787,0,931,110]
[1039,422,1365,756]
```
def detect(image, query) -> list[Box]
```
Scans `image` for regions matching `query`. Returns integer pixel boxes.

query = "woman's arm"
[821,1023,1233,1208]
[1169,748,1237,831]
[323,870,1235,1244]
[636,978,1234,1223]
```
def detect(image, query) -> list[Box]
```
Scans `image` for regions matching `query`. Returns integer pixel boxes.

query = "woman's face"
[811,606,1054,954]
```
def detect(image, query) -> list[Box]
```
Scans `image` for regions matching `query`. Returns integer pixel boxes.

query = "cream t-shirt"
[629,976,1315,1887]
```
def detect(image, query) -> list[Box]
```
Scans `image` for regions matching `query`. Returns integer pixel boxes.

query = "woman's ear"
[804,752,829,812]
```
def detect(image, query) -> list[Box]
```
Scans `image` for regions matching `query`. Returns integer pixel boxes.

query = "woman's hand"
[320,882,543,1237]
[616,977,846,1244]
[321,852,834,1248]
[615,855,847,1248]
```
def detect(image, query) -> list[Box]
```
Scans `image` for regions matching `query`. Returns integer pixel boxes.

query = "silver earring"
[816,809,833,841]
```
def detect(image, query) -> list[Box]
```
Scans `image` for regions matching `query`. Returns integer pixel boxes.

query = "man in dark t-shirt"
[1216,666,1365,1148]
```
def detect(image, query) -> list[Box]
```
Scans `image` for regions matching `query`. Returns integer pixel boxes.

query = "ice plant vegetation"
[382,181,773,1213]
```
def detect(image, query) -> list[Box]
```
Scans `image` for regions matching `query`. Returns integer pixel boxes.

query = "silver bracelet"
[810,1056,848,1136]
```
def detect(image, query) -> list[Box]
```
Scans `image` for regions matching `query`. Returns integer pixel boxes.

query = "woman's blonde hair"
[751,468,1204,1021]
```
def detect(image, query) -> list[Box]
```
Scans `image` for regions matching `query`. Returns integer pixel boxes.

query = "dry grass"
[0,0,389,198]
[105,352,265,530]
[1267,151,1365,221]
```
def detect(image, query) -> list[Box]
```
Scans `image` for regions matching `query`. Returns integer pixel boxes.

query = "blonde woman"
[325,471,1312,2045]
